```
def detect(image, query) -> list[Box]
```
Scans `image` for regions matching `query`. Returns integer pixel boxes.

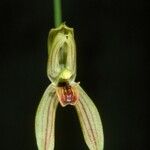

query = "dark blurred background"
[0,0,149,149]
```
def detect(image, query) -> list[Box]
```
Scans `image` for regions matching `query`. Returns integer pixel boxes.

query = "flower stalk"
[53,0,62,27]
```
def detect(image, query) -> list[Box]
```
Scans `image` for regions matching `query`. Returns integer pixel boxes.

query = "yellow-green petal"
[75,85,104,150]
[35,84,59,150]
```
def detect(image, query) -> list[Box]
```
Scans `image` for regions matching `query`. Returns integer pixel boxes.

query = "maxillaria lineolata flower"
[35,24,104,150]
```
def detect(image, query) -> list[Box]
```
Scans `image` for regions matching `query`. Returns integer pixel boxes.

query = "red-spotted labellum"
[56,81,79,106]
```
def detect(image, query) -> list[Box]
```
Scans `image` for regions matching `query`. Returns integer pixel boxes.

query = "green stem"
[54,0,62,27]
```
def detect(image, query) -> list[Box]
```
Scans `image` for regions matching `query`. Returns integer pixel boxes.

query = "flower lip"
[56,81,79,107]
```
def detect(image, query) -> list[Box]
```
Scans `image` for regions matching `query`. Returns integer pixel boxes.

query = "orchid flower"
[35,24,104,150]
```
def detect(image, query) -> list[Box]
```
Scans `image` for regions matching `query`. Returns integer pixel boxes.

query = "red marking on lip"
[56,83,78,107]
